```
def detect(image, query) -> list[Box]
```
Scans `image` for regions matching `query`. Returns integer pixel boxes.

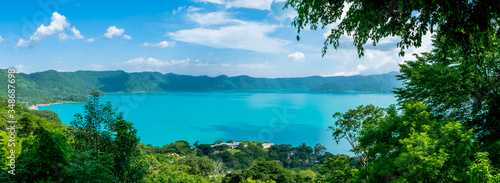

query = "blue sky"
[0,0,433,77]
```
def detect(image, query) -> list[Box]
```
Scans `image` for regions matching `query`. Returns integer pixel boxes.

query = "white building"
[261,143,274,149]
[211,142,245,149]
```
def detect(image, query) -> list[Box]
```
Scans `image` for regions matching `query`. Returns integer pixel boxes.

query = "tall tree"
[329,104,385,167]
[71,89,121,153]
[112,119,142,182]
[70,89,144,182]
[313,143,327,156]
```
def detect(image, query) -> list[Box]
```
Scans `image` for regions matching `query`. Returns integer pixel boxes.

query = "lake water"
[39,90,396,155]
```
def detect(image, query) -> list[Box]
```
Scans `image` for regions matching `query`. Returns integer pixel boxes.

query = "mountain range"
[0,69,402,105]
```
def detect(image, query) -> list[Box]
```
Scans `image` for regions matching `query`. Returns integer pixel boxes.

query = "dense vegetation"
[285,0,500,182]
[0,69,401,106]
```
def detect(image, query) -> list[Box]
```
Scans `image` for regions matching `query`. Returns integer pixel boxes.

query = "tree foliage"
[285,0,500,57]
[69,89,143,182]
[313,143,327,156]
[395,43,500,143]
[66,151,116,182]
[224,161,298,183]
[467,152,500,183]
[15,127,69,182]
[329,104,385,166]
[319,154,355,183]
[358,102,476,182]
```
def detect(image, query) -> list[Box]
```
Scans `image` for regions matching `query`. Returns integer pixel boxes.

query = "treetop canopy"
[285,0,500,57]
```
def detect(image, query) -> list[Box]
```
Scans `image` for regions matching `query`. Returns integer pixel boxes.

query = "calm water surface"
[39,90,396,155]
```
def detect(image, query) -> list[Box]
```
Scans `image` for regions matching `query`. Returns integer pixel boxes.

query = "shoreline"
[29,101,80,110]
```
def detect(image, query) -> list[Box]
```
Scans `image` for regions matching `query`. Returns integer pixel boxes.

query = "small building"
[211,142,243,149]
[261,142,274,149]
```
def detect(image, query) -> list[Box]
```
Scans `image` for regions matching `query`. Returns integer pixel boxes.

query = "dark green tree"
[394,43,500,164]
[319,154,354,183]
[313,143,327,156]
[66,151,116,182]
[198,144,215,156]
[215,144,231,152]
[183,156,215,176]
[163,140,192,155]
[70,89,144,182]
[15,127,69,182]
[71,89,118,153]
[329,104,385,166]
[467,152,500,183]
[358,102,476,182]
[224,161,297,183]
[112,119,142,182]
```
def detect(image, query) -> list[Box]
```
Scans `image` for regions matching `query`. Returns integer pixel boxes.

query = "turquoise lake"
[39,90,396,155]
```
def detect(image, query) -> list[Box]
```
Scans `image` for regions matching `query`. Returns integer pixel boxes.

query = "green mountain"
[0,69,402,105]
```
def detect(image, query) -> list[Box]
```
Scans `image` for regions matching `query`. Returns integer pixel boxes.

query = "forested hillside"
[0,69,401,105]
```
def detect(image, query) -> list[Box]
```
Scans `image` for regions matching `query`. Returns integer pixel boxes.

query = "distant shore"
[28,101,79,110]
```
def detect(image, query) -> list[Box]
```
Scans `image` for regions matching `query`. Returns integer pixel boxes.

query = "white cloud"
[221,64,230,67]
[377,36,400,45]
[172,6,185,15]
[70,27,84,39]
[104,26,125,39]
[319,32,433,77]
[170,7,288,53]
[142,41,176,48]
[187,12,243,26]
[287,52,305,61]
[123,57,192,66]
[187,6,203,12]
[155,41,175,47]
[17,39,28,47]
[0,36,4,42]
[123,35,132,40]
[17,12,83,47]
[194,0,274,10]
[85,38,96,42]
[168,22,287,53]
[357,64,367,71]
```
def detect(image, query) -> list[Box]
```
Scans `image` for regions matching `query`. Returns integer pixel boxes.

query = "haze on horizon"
[0,0,432,77]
